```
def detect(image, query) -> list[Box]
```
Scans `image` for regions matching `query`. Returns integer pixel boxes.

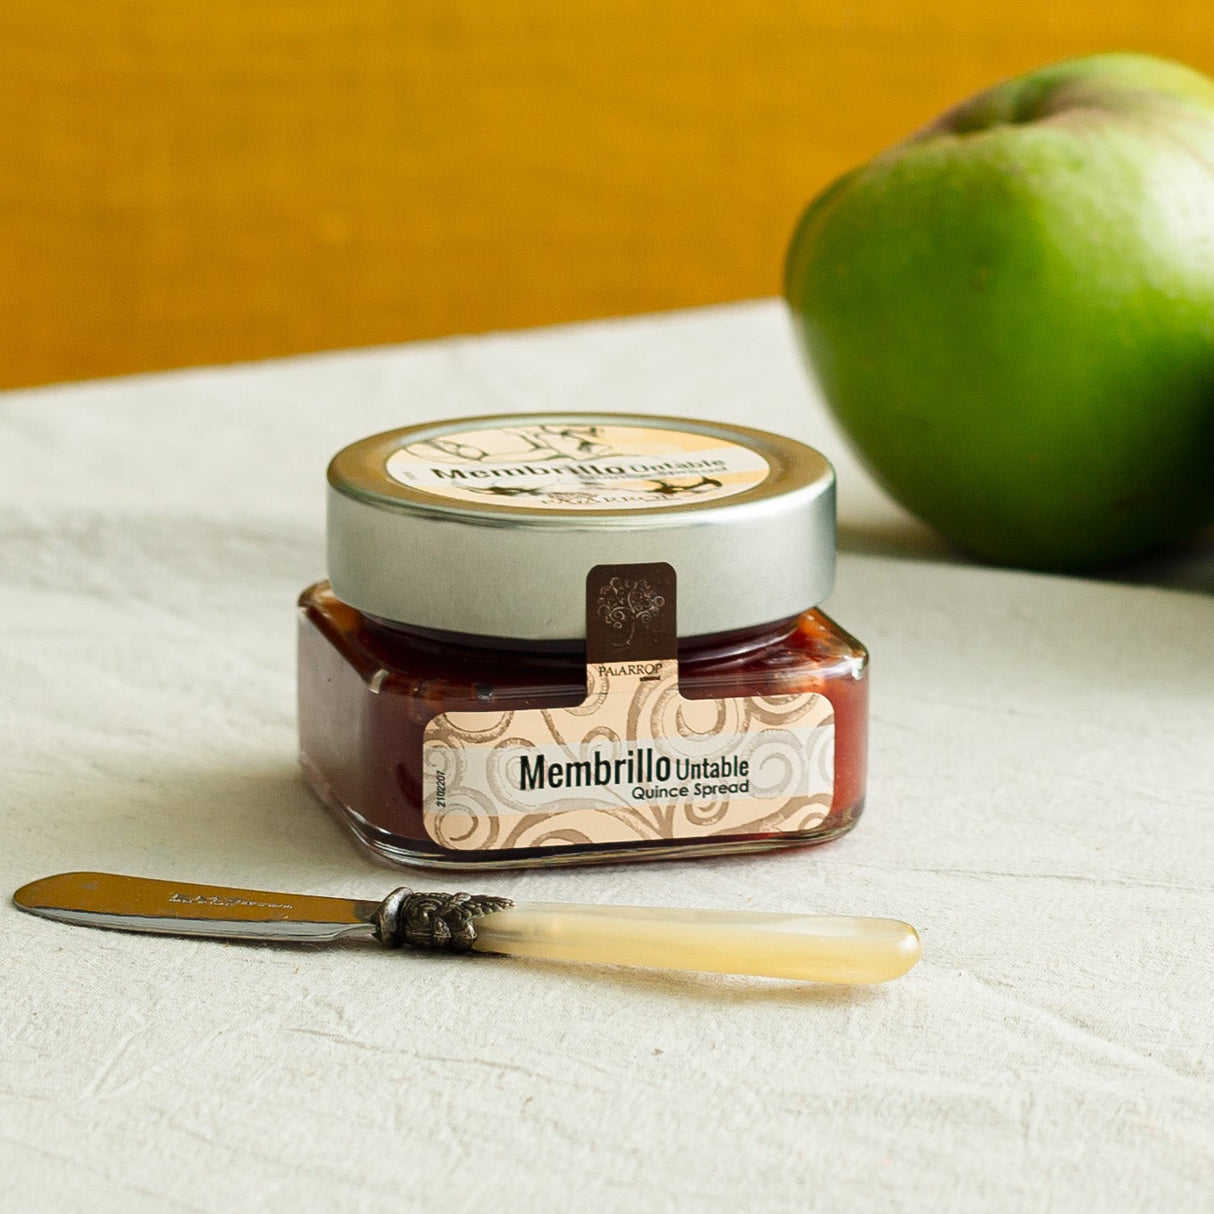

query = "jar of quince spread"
[298,414,867,869]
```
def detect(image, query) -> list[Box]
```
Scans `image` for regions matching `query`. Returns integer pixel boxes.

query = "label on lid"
[421,562,835,852]
[384,422,770,510]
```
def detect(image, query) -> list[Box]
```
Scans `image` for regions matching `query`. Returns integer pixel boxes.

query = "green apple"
[785,52,1214,570]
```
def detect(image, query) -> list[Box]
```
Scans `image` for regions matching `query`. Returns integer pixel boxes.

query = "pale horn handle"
[470,902,921,984]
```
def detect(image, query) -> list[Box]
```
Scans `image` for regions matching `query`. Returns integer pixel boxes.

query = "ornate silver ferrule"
[374,888,515,953]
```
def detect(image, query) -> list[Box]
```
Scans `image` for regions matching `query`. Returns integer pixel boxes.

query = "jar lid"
[326,413,836,641]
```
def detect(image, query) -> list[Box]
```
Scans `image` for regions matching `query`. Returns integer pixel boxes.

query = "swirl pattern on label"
[422,660,834,850]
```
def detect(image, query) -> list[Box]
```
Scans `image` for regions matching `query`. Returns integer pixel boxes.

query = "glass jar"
[298,414,868,869]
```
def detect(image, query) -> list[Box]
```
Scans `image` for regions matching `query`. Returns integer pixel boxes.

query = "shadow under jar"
[298,413,868,869]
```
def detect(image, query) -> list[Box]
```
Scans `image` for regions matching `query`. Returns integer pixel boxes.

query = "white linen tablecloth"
[2,301,1212,1213]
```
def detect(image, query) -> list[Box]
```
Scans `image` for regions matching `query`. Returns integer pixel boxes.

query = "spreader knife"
[13,871,921,984]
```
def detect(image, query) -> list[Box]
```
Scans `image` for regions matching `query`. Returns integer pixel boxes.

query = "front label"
[385,422,770,510]
[421,563,834,852]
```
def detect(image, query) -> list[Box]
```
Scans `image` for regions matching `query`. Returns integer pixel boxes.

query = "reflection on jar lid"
[327,413,836,641]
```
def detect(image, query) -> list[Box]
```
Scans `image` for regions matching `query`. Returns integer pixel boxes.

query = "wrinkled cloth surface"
[2,301,1212,1213]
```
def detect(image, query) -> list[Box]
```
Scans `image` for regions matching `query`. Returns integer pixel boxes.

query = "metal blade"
[12,872,380,943]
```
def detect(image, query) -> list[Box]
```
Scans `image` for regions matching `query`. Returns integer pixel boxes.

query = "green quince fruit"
[785,52,1214,570]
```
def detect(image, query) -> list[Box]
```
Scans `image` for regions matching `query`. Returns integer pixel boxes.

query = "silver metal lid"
[326,413,836,641]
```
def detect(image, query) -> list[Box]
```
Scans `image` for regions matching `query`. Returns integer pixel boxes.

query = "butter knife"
[12,871,921,984]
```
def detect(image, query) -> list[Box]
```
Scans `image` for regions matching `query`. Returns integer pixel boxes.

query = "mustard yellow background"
[3,2,1214,388]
